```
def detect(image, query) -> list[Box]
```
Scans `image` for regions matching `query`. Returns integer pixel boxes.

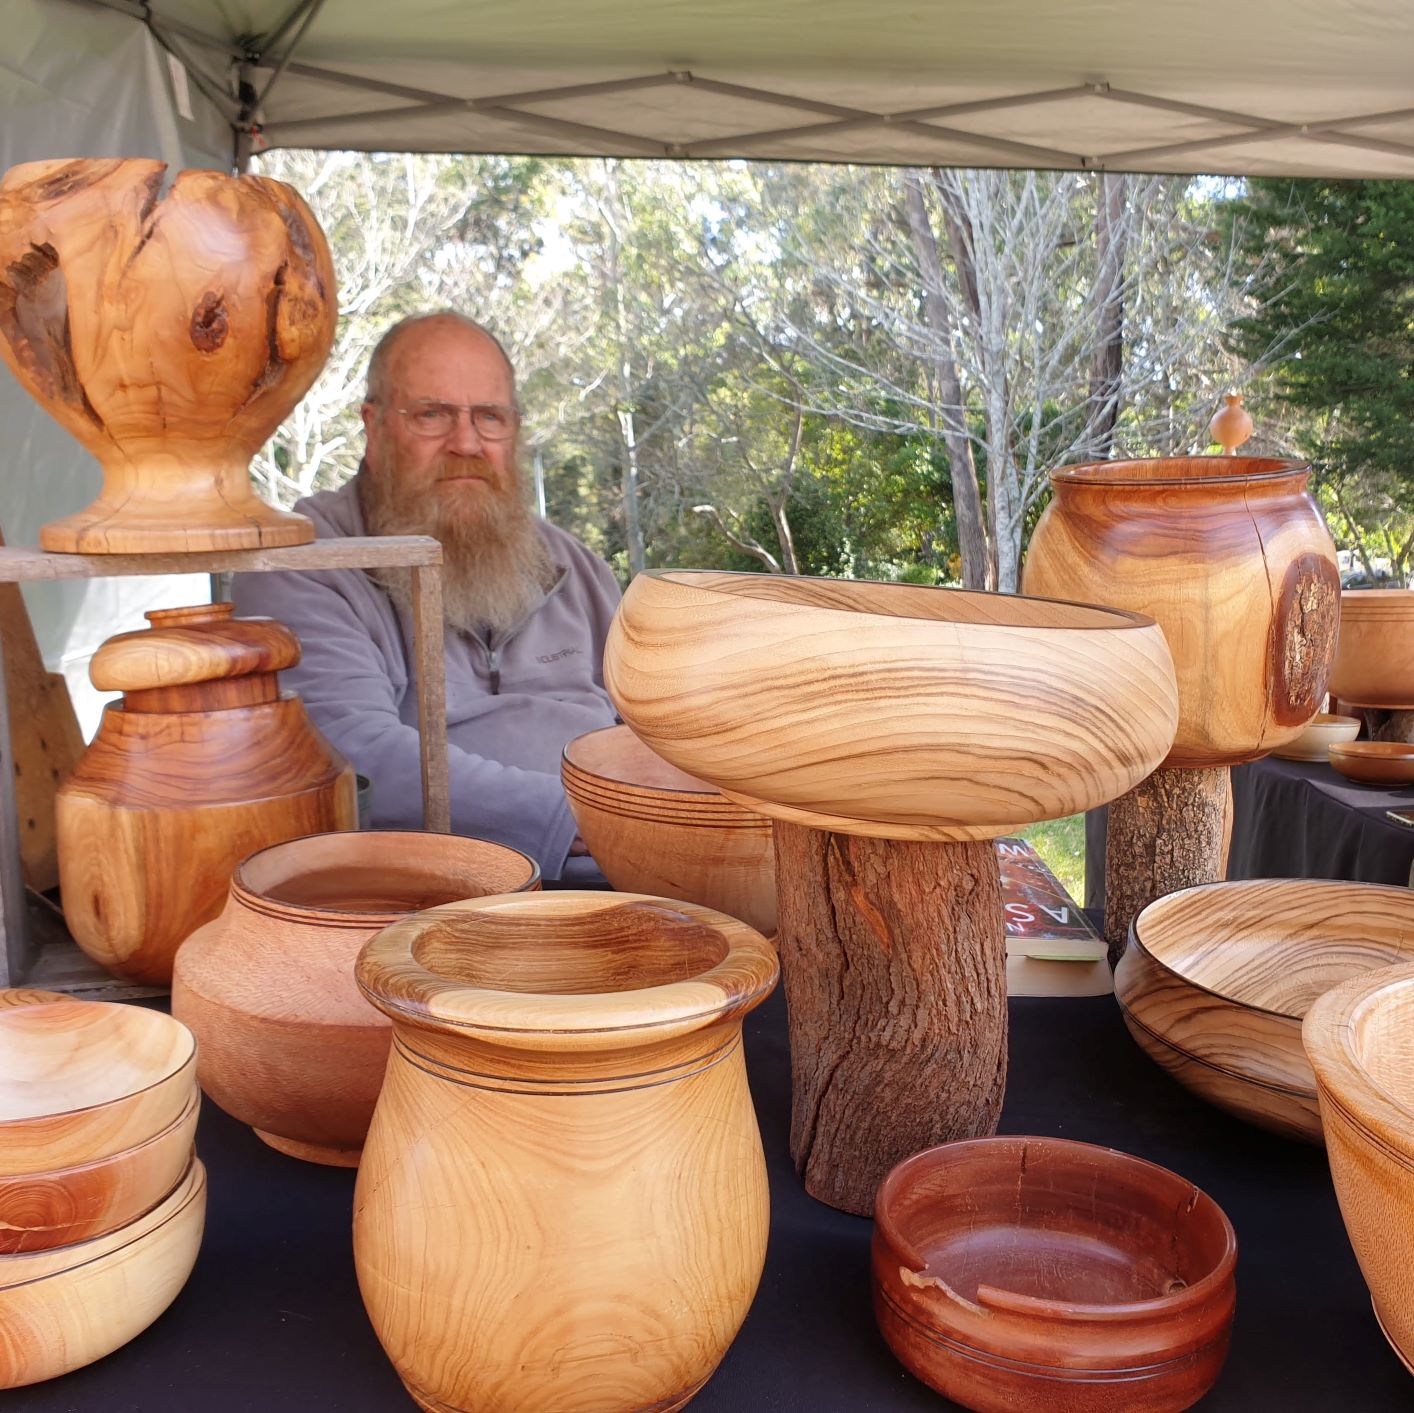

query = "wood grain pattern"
[353,892,778,1412]
[0,1000,195,1175]
[563,725,776,935]
[1023,457,1339,768]
[171,831,539,1167]
[57,604,356,984]
[774,823,1006,1215]
[0,1157,205,1389]
[0,1090,196,1253]
[0,158,333,552]
[1117,879,1414,1143]
[1304,962,1414,1375]
[605,571,1177,840]
[1329,590,1414,710]
[1328,740,1414,785]
[1102,765,1230,966]
[873,1137,1237,1413]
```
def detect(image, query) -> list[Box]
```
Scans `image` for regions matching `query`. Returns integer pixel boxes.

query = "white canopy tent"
[5,0,1414,723]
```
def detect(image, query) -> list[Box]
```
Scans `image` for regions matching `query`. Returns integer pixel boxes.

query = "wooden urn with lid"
[56,603,357,984]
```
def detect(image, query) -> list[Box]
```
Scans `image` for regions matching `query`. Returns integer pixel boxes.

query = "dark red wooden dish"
[873,1136,1237,1412]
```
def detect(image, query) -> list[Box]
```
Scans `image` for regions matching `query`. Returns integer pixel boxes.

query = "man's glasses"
[395,401,520,441]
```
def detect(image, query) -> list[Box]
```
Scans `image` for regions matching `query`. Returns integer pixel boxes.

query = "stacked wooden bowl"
[1116,879,1414,1142]
[0,997,204,1387]
[1329,589,1414,709]
[562,725,776,935]
[1305,962,1414,1376]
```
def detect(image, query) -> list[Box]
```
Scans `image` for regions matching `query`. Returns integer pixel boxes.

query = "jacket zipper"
[471,566,569,697]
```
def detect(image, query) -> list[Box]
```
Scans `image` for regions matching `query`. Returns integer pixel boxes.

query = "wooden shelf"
[0,536,448,998]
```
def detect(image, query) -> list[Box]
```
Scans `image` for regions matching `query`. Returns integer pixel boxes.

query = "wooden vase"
[0,159,333,552]
[171,830,540,1167]
[1329,589,1414,709]
[352,892,779,1412]
[1304,962,1414,1375]
[605,571,1177,1214]
[56,603,357,984]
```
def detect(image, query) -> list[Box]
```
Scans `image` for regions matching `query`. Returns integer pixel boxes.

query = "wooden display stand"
[0,536,448,998]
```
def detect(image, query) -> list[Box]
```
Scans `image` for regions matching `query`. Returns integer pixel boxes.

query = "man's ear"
[360,401,379,439]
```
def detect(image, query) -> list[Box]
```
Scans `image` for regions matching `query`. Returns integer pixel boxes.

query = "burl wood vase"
[56,603,357,983]
[1024,457,1339,768]
[171,830,539,1167]
[353,892,778,1412]
[0,158,333,551]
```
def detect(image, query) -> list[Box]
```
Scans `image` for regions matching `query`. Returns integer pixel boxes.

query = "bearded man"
[230,311,621,880]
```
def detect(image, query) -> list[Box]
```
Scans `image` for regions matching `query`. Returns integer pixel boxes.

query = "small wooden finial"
[1209,393,1253,455]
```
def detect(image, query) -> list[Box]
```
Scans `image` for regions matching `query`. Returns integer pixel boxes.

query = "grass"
[1017,813,1086,902]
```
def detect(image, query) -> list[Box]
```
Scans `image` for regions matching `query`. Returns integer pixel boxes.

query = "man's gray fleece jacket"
[230,479,621,880]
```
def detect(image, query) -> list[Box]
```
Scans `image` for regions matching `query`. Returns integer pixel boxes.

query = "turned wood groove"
[773,822,1007,1215]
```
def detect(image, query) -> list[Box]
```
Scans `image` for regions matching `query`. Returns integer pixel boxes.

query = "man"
[232,311,621,880]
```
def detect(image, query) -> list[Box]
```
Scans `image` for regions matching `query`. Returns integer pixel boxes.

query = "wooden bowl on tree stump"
[873,1137,1237,1412]
[0,158,332,552]
[0,1158,206,1389]
[605,570,1177,1214]
[56,603,358,984]
[1023,456,1339,961]
[1329,589,1414,710]
[1116,879,1414,1143]
[353,892,778,1413]
[562,724,776,934]
[1305,962,1414,1375]
[171,829,540,1167]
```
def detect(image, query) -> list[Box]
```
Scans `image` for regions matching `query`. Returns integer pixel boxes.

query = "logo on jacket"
[537,647,583,664]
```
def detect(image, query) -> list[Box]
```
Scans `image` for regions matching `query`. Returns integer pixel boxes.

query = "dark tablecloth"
[1085,753,1414,909]
[13,983,1410,1411]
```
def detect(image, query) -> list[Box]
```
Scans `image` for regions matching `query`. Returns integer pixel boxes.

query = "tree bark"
[772,822,1007,1216]
[902,173,991,590]
[1369,709,1414,744]
[1104,766,1230,966]
[1088,172,1130,458]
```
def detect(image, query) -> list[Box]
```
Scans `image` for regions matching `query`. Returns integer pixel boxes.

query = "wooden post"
[773,822,1007,1216]
[1103,765,1230,966]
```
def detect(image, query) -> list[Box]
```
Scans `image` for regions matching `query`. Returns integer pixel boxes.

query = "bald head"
[365,311,517,407]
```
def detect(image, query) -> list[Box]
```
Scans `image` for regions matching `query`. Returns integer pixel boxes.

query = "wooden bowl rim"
[356,890,779,1044]
[1298,713,1362,730]
[0,1157,206,1286]
[1329,741,1414,761]
[1129,878,1414,1022]
[1338,588,1414,607]
[232,829,541,925]
[0,1002,196,1126]
[638,569,1161,634]
[1050,455,1309,489]
[1304,960,1414,1139]
[874,1135,1237,1320]
[563,724,719,796]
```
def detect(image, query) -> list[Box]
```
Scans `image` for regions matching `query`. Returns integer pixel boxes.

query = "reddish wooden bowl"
[1328,741,1414,786]
[873,1137,1236,1412]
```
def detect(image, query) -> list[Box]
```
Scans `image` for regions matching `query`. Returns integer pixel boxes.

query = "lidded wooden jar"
[353,891,779,1412]
[1023,457,1339,767]
[56,603,356,984]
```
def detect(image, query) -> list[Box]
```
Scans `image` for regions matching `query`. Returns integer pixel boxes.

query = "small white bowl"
[1271,713,1361,762]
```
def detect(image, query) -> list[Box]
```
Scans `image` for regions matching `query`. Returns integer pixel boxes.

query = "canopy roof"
[89,0,1414,177]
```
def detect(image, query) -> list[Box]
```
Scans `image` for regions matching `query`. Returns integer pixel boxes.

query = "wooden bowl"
[0,1001,196,1175]
[1270,712,1361,762]
[604,571,1178,840]
[1329,589,1414,709]
[1328,740,1414,786]
[0,1089,198,1254]
[563,725,777,934]
[1116,880,1414,1143]
[873,1137,1236,1412]
[0,1157,205,1388]
[1304,962,1414,1374]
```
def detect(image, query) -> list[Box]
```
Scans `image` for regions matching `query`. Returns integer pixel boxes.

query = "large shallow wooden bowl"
[0,1002,196,1175]
[1305,962,1414,1374]
[0,1089,197,1254]
[1270,712,1361,763]
[0,1157,205,1388]
[605,572,1178,840]
[1329,589,1414,709]
[563,725,776,934]
[1328,741,1414,786]
[873,1136,1236,1412]
[172,830,540,1167]
[1116,880,1414,1143]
